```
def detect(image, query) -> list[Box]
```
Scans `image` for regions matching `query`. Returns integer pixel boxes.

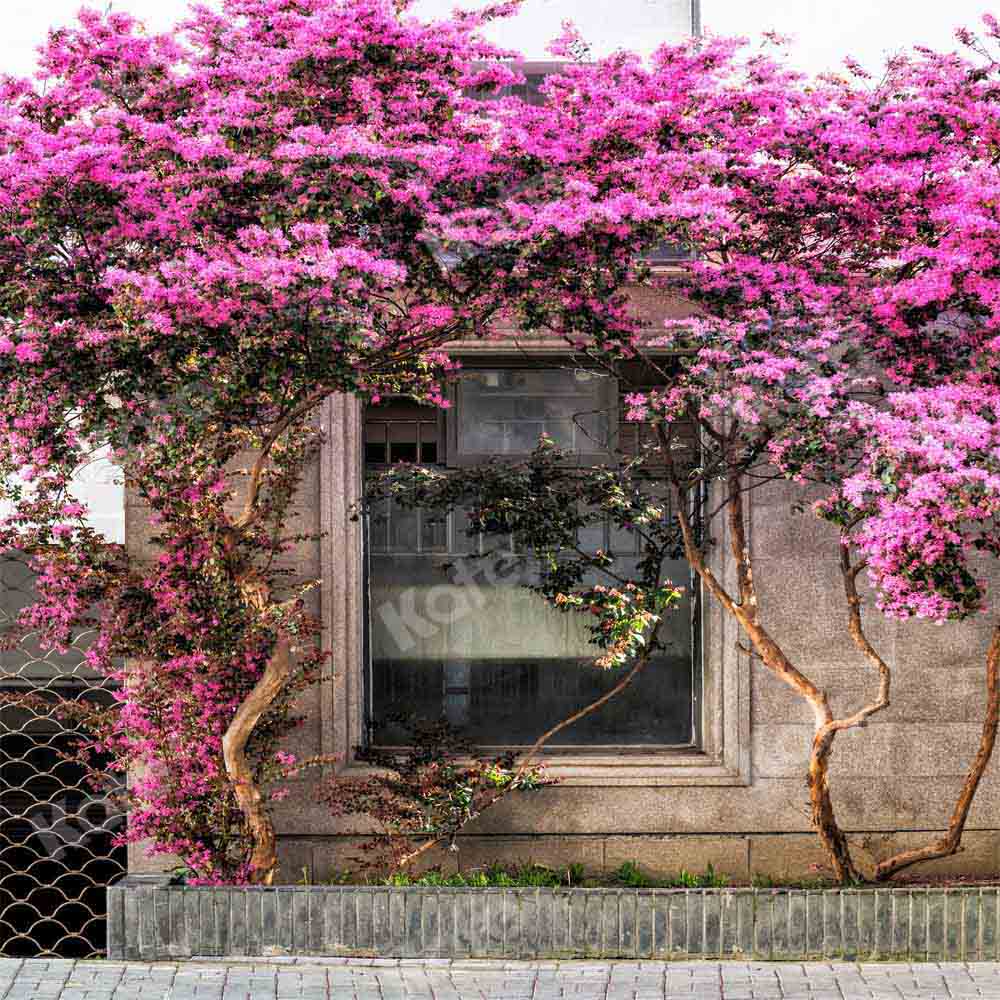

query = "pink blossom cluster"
[4,0,1000,879]
[820,383,1000,620]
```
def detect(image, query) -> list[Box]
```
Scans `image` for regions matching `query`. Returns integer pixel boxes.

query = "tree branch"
[873,622,1000,881]
[822,540,891,736]
[234,389,328,532]
[395,592,670,872]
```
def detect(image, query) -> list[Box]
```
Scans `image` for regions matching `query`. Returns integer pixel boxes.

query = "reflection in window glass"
[368,542,694,747]
[364,388,697,749]
[455,369,612,459]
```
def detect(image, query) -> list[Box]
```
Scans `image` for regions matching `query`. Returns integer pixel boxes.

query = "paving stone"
[18,959,1000,998]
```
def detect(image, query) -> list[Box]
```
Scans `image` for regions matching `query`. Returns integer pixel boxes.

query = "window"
[468,64,696,272]
[363,368,699,750]
[641,241,696,267]
[469,62,562,107]
[448,368,614,464]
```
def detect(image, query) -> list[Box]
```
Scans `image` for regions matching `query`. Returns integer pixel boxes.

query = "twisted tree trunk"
[806,727,863,882]
[216,422,312,884]
[740,613,867,884]
[221,635,293,884]
[872,623,1000,881]
[658,421,888,883]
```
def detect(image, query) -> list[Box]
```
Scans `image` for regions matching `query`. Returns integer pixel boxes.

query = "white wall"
[411,0,697,58]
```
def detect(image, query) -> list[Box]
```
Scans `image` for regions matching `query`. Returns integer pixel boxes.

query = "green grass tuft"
[320,860,729,889]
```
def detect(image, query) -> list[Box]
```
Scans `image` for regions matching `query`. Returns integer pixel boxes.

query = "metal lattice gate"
[0,555,126,958]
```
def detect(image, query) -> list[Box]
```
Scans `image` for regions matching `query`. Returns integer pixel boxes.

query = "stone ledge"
[108,880,1000,962]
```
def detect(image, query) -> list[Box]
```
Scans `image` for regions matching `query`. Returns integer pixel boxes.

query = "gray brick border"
[107,879,1000,962]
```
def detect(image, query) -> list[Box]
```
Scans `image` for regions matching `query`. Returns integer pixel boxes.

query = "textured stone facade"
[124,287,1000,885]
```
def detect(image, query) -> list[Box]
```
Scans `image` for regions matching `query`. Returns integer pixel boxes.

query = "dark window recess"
[364,403,439,467]
[363,386,698,750]
[640,241,696,264]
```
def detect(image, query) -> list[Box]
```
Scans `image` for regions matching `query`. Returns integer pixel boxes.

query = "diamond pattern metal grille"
[0,554,126,958]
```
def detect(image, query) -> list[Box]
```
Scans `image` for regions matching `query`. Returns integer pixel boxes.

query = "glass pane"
[388,423,418,464]
[364,423,387,465]
[508,420,548,452]
[455,369,611,457]
[609,519,640,556]
[451,507,481,555]
[368,496,389,552]
[419,423,438,464]
[388,500,420,552]
[577,507,605,554]
[368,547,694,747]
[576,408,611,451]
[420,509,448,552]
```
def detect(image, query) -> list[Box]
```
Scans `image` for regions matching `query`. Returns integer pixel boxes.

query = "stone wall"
[127,481,1000,883]
[230,415,995,883]
[124,312,1000,886]
[241,440,1000,885]
[108,879,1000,961]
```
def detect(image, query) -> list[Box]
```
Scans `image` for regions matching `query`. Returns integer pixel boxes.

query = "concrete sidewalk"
[4,957,1000,999]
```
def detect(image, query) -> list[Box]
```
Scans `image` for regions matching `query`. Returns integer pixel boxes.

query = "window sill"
[535,751,749,786]
[337,749,749,788]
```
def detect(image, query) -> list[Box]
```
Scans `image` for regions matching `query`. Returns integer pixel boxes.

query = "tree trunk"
[215,415,321,884]
[809,727,863,883]
[659,437,866,884]
[743,615,864,884]
[873,622,1000,882]
[221,636,293,884]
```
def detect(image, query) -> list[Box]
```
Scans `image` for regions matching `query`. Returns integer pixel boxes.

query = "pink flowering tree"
[6,0,1000,889]
[782,27,1000,879]
[819,384,1000,879]
[0,0,653,884]
[533,20,1000,882]
[808,42,1000,875]
[365,21,1000,883]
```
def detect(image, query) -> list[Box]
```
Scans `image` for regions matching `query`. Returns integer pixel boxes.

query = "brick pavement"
[5,957,1000,999]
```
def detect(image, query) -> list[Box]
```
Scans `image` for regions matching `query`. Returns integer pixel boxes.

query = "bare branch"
[873,622,1000,881]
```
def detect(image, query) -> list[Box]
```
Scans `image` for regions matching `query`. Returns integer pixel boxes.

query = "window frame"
[319,375,751,787]
[360,362,701,755]
[443,364,618,467]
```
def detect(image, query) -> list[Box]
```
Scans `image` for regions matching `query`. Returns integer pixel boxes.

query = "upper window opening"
[468,62,563,106]
[641,241,696,266]
[449,368,614,465]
